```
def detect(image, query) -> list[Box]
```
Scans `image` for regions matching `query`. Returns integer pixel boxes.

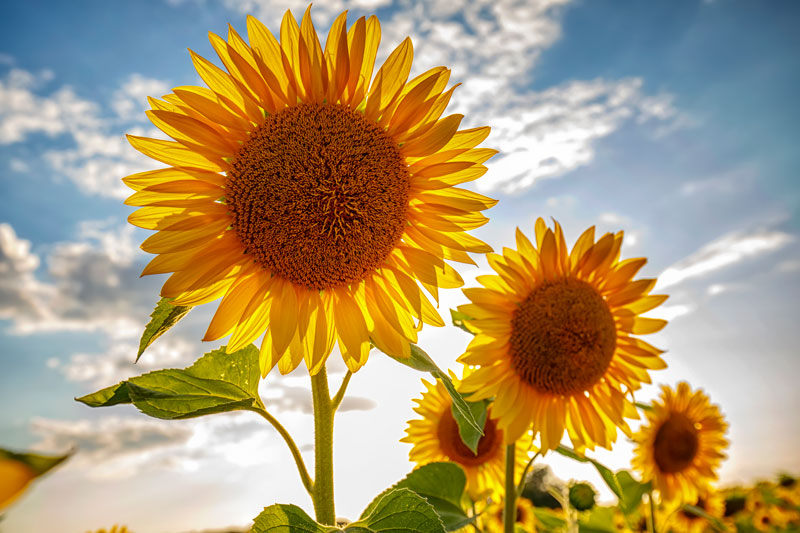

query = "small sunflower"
[124,7,496,376]
[458,218,668,450]
[401,374,532,500]
[673,491,724,533]
[633,382,728,503]
[482,496,537,533]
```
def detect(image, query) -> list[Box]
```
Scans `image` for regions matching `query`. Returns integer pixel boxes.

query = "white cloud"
[112,74,170,121]
[0,221,158,338]
[0,67,167,199]
[656,228,794,290]
[58,338,197,387]
[648,303,694,321]
[30,414,280,480]
[8,157,29,172]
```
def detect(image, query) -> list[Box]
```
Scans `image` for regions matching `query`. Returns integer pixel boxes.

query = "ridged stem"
[311,366,336,525]
[503,442,517,533]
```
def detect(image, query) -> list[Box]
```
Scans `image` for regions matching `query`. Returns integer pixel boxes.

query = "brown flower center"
[226,103,410,290]
[653,412,700,474]
[509,278,617,395]
[437,406,501,467]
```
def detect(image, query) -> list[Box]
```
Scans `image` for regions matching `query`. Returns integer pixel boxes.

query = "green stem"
[648,491,658,533]
[249,407,314,496]
[331,370,353,413]
[503,443,517,533]
[515,451,540,498]
[311,366,336,525]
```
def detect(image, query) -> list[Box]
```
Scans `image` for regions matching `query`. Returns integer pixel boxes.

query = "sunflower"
[123,7,496,376]
[632,382,729,503]
[401,374,533,500]
[673,491,725,533]
[458,218,668,450]
[0,457,35,510]
[482,496,537,532]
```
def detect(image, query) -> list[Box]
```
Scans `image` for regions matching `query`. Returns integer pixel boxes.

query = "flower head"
[633,382,729,502]
[459,218,668,450]
[401,373,532,500]
[124,7,496,375]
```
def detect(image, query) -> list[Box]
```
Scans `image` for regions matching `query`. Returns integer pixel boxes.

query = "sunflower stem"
[516,451,540,498]
[249,407,314,496]
[503,442,517,533]
[648,491,658,533]
[331,370,353,413]
[311,366,336,525]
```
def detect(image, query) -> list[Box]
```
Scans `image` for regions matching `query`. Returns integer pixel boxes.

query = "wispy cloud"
[656,228,794,290]
[0,66,167,198]
[0,221,158,337]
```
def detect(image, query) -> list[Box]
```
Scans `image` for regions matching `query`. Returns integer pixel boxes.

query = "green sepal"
[449,309,475,335]
[76,344,265,419]
[362,462,471,532]
[384,344,484,452]
[137,297,192,362]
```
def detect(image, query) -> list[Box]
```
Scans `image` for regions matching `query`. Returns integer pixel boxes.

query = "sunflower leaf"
[350,488,445,532]
[615,471,649,514]
[251,503,335,532]
[449,309,475,335]
[555,445,624,501]
[361,462,470,532]
[578,506,617,533]
[76,344,264,419]
[136,297,192,362]
[451,398,488,455]
[533,508,567,530]
[387,344,484,444]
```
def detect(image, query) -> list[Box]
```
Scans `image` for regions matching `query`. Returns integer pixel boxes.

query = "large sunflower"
[632,382,728,503]
[458,218,668,450]
[124,7,496,376]
[401,374,533,500]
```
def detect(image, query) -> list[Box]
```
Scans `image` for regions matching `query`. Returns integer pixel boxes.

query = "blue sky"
[1,1,798,531]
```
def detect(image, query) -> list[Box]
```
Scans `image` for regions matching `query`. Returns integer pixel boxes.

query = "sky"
[0,0,798,531]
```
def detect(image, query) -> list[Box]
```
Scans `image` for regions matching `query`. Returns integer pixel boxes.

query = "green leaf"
[362,463,470,532]
[533,508,566,530]
[451,399,488,455]
[578,506,616,533]
[615,471,649,514]
[449,309,475,335]
[0,448,71,477]
[350,488,446,532]
[76,345,264,419]
[634,401,653,412]
[251,504,334,532]
[137,297,192,362]
[385,344,484,445]
[555,445,623,501]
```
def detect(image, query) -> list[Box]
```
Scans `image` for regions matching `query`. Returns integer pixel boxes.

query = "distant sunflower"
[674,491,724,533]
[482,496,537,532]
[633,382,728,502]
[124,7,496,376]
[459,218,668,450]
[401,375,532,500]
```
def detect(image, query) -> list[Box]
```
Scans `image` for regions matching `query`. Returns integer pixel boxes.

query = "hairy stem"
[331,370,353,413]
[503,443,517,533]
[249,407,313,496]
[311,366,336,525]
